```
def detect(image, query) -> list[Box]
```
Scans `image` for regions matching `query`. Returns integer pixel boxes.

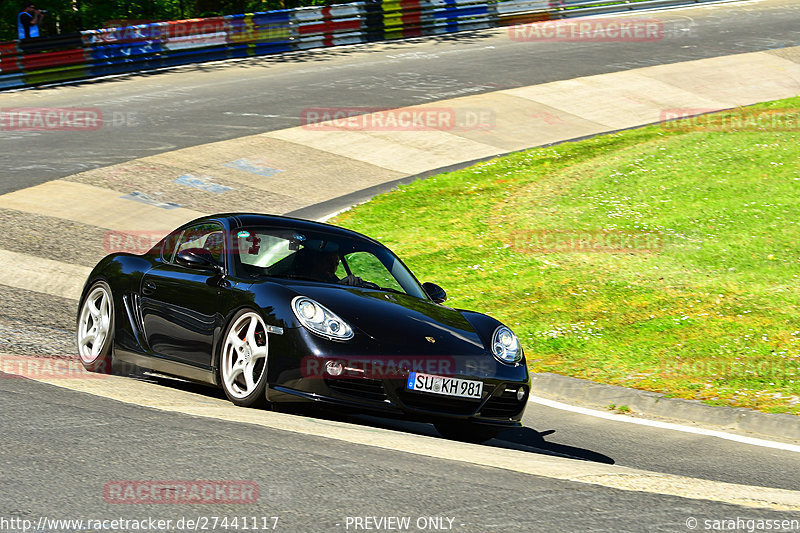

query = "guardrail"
[0,0,728,90]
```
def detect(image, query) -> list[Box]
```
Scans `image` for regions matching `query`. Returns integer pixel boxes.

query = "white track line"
[529,394,800,453]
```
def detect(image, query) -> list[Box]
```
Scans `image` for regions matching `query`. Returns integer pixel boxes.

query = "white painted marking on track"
[529,394,800,453]
[223,112,281,118]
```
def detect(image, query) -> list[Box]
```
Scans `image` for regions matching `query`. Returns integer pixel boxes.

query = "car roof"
[181,213,383,246]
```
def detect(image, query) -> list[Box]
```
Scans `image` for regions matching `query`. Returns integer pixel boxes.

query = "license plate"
[406,372,483,399]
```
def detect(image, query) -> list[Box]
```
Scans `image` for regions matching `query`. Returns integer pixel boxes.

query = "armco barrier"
[294,5,364,50]
[225,12,293,59]
[161,16,229,65]
[0,0,734,90]
[495,0,550,26]
[363,0,385,41]
[427,0,494,35]
[382,0,425,39]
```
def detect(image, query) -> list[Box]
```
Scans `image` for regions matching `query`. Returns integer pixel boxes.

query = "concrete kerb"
[286,120,678,222]
[530,373,800,443]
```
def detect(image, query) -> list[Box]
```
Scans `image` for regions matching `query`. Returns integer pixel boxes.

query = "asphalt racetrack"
[2,0,800,531]
[2,0,800,194]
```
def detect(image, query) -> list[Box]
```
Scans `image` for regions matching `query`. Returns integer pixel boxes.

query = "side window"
[344,252,404,292]
[236,231,294,269]
[161,229,184,263]
[174,223,225,266]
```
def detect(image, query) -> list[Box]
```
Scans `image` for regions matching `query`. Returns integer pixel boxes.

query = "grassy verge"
[333,98,800,415]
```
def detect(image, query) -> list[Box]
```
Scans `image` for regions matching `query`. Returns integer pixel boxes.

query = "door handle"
[142,281,157,296]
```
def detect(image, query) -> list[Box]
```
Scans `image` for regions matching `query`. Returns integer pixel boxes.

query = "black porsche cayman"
[76,213,530,441]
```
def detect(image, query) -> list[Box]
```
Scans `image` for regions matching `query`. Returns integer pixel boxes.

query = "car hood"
[285,283,487,355]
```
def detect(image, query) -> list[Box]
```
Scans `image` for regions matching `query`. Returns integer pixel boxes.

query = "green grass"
[333,98,800,415]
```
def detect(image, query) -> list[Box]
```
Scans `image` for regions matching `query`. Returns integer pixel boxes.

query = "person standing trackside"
[18,2,44,40]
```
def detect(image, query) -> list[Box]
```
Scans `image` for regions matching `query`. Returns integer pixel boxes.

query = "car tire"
[76,280,115,373]
[434,421,500,443]
[219,309,270,408]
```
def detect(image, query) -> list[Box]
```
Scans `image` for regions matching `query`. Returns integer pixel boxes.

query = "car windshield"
[232,227,427,299]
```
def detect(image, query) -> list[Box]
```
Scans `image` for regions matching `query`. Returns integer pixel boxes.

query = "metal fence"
[0,0,727,90]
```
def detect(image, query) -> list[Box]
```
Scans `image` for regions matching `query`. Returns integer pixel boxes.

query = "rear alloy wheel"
[220,310,269,407]
[434,421,499,444]
[76,281,114,373]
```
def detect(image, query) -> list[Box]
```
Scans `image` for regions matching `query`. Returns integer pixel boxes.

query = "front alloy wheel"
[76,280,114,373]
[220,310,269,407]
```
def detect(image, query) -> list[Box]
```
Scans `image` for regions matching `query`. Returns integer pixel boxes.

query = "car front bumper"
[268,357,530,427]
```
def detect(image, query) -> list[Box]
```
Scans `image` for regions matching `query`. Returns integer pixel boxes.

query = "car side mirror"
[422,282,447,304]
[176,248,223,274]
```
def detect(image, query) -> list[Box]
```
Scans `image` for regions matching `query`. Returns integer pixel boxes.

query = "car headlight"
[292,296,354,341]
[492,326,522,364]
